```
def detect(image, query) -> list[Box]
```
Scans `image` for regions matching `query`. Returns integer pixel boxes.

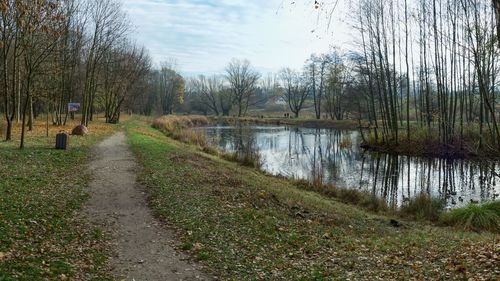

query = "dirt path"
[84,132,212,280]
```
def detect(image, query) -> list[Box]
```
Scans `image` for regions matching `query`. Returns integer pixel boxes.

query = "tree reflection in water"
[196,125,499,208]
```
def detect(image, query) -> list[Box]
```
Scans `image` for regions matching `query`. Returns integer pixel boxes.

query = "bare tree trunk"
[494,0,500,48]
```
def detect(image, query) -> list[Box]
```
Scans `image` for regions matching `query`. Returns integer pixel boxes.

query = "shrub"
[440,201,499,233]
[399,193,445,221]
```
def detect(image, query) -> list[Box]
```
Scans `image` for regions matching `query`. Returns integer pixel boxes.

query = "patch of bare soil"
[84,132,212,280]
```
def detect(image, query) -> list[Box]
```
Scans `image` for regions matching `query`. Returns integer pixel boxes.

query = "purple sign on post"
[68,103,80,112]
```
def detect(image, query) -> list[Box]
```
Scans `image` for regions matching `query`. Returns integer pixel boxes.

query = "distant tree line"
[180,53,365,121]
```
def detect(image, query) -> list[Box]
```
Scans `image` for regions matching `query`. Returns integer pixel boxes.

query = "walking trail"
[84,132,212,280]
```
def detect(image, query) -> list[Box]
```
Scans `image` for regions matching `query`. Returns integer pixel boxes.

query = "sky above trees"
[121,0,351,76]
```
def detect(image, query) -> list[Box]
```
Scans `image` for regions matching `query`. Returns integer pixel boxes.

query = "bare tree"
[81,0,128,126]
[191,75,224,115]
[494,0,500,48]
[225,59,260,117]
[0,0,154,148]
[323,52,350,120]
[305,53,332,119]
[0,0,20,141]
[18,0,65,148]
[279,68,309,118]
[52,0,85,126]
[157,63,185,115]
[102,43,151,123]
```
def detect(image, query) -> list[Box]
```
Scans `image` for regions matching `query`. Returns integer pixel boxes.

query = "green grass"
[124,118,499,280]
[441,201,500,233]
[0,120,115,280]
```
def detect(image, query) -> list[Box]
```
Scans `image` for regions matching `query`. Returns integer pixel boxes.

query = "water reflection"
[196,125,499,208]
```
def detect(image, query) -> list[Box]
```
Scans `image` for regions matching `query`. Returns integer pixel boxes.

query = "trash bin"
[55,131,69,149]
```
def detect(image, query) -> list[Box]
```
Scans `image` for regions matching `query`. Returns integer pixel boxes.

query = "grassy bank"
[0,119,115,280]
[152,115,499,229]
[125,118,499,280]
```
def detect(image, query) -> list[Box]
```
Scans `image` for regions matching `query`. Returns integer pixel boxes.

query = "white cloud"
[121,0,352,76]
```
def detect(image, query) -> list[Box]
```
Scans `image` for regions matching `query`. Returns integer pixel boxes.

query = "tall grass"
[152,115,209,131]
[399,193,445,221]
[152,115,210,147]
[440,201,499,233]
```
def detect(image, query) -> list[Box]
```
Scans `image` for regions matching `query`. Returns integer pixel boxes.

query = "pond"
[195,125,500,209]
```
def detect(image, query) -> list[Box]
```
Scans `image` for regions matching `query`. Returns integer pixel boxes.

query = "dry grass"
[152,115,209,132]
[151,115,266,168]
[0,115,115,148]
[170,129,208,147]
[152,115,210,147]
[399,193,445,221]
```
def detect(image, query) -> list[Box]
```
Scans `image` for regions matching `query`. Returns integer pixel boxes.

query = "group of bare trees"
[352,0,499,151]
[185,56,357,119]
[154,63,185,115]
[0,0,152,148]
[186,59,265,117]
[279,68,308,117]
[275,50,356,119]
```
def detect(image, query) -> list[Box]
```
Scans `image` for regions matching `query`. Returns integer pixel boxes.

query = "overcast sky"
[121,0,352,76]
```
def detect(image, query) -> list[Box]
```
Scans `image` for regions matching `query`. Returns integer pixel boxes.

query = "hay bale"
[71,125,88,136]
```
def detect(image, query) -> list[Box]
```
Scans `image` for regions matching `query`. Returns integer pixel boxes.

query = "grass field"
[125,118,499,280]
[0,118,116,280]
[1,115,498,280]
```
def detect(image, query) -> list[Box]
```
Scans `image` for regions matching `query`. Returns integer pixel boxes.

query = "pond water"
[195,125,500,208]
